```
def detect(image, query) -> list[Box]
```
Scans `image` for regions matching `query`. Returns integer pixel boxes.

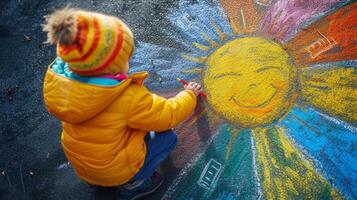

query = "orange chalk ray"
[286,2,357,65]
[220,0,267,34]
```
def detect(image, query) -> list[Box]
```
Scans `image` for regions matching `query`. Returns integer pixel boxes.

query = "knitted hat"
[43,7,134,76]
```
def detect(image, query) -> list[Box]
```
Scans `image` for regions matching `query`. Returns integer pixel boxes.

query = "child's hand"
[184,82,202,96]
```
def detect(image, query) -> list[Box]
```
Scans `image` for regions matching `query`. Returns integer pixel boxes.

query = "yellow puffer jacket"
[43,66,196,186]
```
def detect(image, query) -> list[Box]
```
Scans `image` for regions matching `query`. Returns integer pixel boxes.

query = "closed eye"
[214,72,241,79]
[256,66,281,73]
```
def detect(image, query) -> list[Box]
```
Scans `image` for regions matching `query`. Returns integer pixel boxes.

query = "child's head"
[42,6,134,76]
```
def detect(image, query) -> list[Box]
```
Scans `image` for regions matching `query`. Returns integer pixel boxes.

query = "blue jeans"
[130,130,178,182]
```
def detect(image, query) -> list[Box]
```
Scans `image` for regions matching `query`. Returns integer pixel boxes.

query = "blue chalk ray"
[130,0,237,91]
[308,61,357,69]
[166,0,233,48]
[129,41,200,90]
[279,106,357,199]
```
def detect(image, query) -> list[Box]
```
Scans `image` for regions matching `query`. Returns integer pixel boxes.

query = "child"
[42,6,202,199]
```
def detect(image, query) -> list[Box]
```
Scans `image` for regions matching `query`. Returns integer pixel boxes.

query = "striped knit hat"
[43,7,134,76]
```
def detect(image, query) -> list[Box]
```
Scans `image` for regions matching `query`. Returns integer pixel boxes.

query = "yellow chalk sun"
[203,37,298,128]
[177,5,354,198]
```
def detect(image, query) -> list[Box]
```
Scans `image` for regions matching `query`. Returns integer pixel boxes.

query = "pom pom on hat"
[43,6,134,76]
[43,6,77,46]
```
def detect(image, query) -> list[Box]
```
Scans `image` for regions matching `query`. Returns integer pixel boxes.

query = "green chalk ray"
[169,124,259,200]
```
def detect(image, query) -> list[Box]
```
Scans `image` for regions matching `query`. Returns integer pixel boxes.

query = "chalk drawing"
[164,130,221,199]
[305,31,337,59]
[203,37,298,128]
[300,66,357,124]
[312,107,357,133]
[260,0,347,42]
[239,9,247,32]
[287,2,357,64]
[254,0,273,7]
[197,158,223,191]
[252,127,340,199]
[56,162,70,170]
[250,135,263,200]
[164,125,259,199]
[129,0,356,199]
[280,106,357,197]
[225,129,239,160]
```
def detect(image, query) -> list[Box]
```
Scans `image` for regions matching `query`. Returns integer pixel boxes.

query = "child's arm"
[127,84,199,132]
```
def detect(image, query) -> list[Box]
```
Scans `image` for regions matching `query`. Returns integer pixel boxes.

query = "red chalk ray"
[286,2,357,65]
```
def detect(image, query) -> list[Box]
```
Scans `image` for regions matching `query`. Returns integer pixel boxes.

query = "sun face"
[203,37,298,128]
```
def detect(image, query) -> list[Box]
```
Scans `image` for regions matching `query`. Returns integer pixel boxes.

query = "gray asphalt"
[0,0,185,199]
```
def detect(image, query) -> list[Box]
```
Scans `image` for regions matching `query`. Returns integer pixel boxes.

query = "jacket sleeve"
[127,85,197,131]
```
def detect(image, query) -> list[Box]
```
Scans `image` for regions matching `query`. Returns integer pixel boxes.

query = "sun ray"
[225,128,240,160]
[166,123,259,199]
[181,68,203,75]
[260,0,344,42]
[295,65,320,69]
[227,17,240,35]
[264,9,282,35]
[289,114,322,136]
[181,55,207,63]
[286,2,357,65]
[250,133,264,198]
[299,66,357,123]
[220,0,267,34]
[206,108,223,126]
[240,8,247,33]
[211,21,226,40]
[187,108,207,128]
[252,127,341,199]
[200,32,218,47]
[280,106,357,197]
[192,42,210,52]
[255,0,273,7]
[310,107,357,133]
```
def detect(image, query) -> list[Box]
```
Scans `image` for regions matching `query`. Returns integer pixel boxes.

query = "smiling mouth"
[230,87,278,109]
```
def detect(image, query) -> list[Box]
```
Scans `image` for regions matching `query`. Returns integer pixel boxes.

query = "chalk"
[176,78,207,97]
[176,78,188,85]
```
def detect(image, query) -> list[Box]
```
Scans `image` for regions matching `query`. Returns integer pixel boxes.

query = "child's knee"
[165,131,178,149]
[155,130,178,149]
[171,132,178,146]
